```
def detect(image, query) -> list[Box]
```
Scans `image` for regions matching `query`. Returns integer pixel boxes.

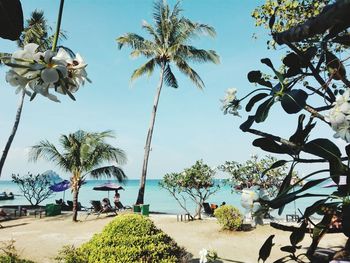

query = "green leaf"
[281,89,308,114]
[258,235,275,263]
[290,220,308,247]
[239,115,255,132]
[245,93,269,112]
[255,97,274,123]
[303,139,341,161]
[333,34,350,46]
[247,70,262,83]
[282,53,300,69]
[289,114,315,146]
[326,51,346,80]
[0,0,23,41]
[303,199,328,219]
[280,246,296,254]
[262,160,288,176]
[253,138,290,154]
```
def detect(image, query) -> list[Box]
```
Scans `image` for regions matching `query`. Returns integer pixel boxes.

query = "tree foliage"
[252,0,333,49]
[29,130,127,221]
[117,0,219,205]
[159,160,220,219]
[219,155,299,198]
[12,172,53,206]
[223,0,350,261]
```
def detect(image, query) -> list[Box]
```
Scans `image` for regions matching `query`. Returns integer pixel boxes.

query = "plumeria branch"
[52,0,65,52]
[245,128,300,151]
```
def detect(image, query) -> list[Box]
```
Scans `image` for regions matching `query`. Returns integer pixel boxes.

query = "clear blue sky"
[0,0,339,180]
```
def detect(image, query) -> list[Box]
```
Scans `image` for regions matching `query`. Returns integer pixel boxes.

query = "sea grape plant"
[222,0,350,261]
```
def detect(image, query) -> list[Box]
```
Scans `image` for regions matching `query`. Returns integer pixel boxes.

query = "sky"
[0,0,341,180]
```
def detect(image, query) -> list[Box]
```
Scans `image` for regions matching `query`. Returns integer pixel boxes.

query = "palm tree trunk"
[72,186,80,222]
[0,90,25,177]
[136,63,165,205]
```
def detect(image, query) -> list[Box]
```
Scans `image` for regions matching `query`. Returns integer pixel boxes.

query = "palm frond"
[89,165,127,182]
[142,20,161,46]
[164,64,178,88]
[131,58,157,82]
[174,58,205,89]
[175,45,220,64]
[29,140,70,170]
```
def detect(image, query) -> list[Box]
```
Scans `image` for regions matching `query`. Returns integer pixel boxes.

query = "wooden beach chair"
[115,201,132,211]
[202,202,214,217]
[85,200,117,219]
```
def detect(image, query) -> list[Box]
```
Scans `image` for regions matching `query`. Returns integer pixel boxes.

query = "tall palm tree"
[29,130,127,221]
[117,0,219,204]
[0,10,66,177]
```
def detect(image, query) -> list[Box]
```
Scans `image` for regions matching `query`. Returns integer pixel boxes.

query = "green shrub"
[56,214,189,263]
[0,240,36,263]
[214,205,243,231]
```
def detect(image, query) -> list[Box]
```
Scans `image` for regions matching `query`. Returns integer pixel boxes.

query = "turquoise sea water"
[0,179,333,218]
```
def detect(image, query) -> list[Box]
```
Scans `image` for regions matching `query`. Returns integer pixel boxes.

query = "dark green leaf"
[289,115,315,145]
[303,199,328,219]
[269,11,276,30]
[0,0,23,41]
[246,93,269,112]
[240,115,255,132]
[326,51,346,80]
[261,58,274,69]
[255,97,274,123]
[282,53,300,69]
[262,160,288,176]
[333,34,350,46]
[253,138,289,154]
[290,220,308,246]
[247,70,262,83]
[303,139,341,161]
[259,235,275,262]
[280,246,296,254]
[281,89,308,114]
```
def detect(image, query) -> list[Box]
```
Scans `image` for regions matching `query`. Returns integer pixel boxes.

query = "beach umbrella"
[49,180,70,201]
[93,182,124,198]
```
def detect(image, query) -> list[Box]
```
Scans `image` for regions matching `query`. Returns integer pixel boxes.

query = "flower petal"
[41,68,59,84]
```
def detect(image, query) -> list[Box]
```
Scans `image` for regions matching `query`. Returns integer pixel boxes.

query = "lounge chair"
[85,200,117,219]
[66,200,87,211]
[0,209,11,228]
[202,202,214,217]
[115,201,132,210]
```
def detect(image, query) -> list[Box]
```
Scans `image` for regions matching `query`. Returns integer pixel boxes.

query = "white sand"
[0,212,347,262]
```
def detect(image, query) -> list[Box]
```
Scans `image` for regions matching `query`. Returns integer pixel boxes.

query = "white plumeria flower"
[199,248,208,263]
[221,88,242,116]
[37,50,67,84]
[12,43,38,61]
[241,189,259,211]
[4,43,89,102]
[333,121,350,142]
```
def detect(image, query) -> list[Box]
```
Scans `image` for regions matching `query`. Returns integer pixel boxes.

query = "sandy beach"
[0,211,347,263]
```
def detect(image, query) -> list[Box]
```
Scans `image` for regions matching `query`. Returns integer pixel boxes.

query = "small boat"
[0,193,14,201]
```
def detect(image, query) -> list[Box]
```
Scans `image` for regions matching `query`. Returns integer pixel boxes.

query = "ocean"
[0,179,333,218]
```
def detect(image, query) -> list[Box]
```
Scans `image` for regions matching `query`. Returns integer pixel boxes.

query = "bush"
[214,205,243,231]
[55,214,189,263]
[0,240,36,263]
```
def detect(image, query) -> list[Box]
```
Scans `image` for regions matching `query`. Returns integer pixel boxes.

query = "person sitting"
[8,192,13,197]
[0,208,7,217]
[102,198,113,213]
[114,191,120,207]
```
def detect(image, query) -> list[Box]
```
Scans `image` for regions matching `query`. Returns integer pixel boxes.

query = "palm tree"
[0,10,66,177]
[117,0,219,204]
[29,130,127,222]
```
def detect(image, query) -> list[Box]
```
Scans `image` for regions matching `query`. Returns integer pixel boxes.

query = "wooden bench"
[177,213,193,222]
